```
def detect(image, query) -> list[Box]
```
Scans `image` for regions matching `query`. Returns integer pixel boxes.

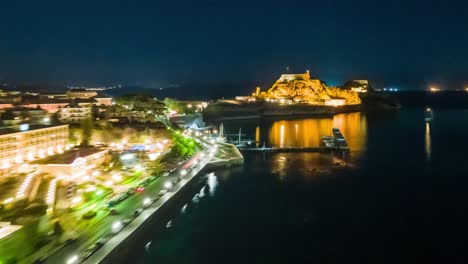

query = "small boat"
[425,108,433,122]
[322,136,335,147]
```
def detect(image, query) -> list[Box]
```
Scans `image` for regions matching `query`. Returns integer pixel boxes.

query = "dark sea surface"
[139,109,468,263]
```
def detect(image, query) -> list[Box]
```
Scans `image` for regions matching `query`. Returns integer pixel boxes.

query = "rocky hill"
[257,72,361,105]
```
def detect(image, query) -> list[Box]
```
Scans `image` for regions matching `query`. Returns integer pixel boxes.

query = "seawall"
[204,103,361,121]
[84,144,243,264]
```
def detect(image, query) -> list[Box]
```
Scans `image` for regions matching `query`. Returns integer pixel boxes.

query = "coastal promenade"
[67,142,242,264]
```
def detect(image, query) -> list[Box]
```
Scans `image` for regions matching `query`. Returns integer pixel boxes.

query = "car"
[135,186,145,193]
[158,190,168,196]
[95,238,109,247]
[82,248,96,260]
[122,218,132,226]
[162,172,169,177]
[133,208,143,217]
[109,209,119,215]
[82,210,97,219]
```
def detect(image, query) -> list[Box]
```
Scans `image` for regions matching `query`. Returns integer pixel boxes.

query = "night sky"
[1,0,468,93]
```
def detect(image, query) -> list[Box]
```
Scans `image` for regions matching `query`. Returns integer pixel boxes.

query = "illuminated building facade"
[36,148,109,181]
[251,72,362,105]
[0,124,68,175]
[59,103,92,123]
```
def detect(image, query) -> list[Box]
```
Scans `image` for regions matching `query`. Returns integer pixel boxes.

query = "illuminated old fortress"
[251,71,363,106]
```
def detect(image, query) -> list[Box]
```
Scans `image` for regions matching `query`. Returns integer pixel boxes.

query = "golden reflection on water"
[425,122,431,161]
[268,112,367,152]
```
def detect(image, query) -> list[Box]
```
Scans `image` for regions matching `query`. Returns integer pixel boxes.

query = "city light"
[429,87,440,92]
[85,185,97,192]
[112,173,122,181]
[143,197,152,206]
[3,197,14,204]
[164,181,173,189]
[121,153,135,160]
[112,221,123,233]
[16,173,35,199]
[71,196,82,205]
[46,179,57,205]
[135,164,143,171]
[105,180,113,187]
[66,255,79,264]
[180,169,187,176]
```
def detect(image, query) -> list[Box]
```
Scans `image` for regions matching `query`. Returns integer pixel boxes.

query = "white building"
[0,124,69,175]
[59,104,91,123]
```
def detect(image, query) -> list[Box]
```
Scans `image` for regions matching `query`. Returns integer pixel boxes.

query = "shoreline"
[82,143,243,264]
[204,104,362,121]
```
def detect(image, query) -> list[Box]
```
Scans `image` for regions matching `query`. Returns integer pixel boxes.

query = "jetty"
[237,127,349,153]
[237,146,348,153]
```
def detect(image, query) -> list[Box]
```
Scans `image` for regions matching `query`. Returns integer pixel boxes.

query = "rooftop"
[0,124,67,136]
[0,223,22,240]
[33,147,106,165]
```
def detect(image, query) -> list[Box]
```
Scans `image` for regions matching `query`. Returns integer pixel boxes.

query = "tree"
[163,97,185,114]
[80,117,94,146]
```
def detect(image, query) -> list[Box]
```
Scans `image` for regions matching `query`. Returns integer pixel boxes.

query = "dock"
[236,127,349,153]
[237,146,349,153]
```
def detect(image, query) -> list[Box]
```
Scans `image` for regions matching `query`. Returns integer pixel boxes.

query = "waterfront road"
[43,146,216,264]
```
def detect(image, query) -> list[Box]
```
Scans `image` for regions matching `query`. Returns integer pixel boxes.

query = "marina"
[236,128,350,152]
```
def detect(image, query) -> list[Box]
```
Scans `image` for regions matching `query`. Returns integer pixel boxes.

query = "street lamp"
[66,255,79,264]
[143,197,152,206]
[112,221,123,233]
[164,181,173,189]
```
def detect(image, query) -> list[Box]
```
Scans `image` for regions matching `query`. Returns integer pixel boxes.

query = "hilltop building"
[248,71,362,105]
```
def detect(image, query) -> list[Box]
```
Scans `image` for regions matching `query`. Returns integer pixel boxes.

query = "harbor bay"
[139,108,468,263]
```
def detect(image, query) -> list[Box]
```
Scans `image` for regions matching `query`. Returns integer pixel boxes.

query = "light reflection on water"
[268,112,367,152]
[207,172,218,196]
[425,122,431,161]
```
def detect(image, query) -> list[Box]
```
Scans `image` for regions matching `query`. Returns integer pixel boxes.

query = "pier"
[235,127,350,153]
[237,146,349,153]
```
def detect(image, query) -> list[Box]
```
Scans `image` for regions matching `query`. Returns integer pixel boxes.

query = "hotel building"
[0,124,69,176]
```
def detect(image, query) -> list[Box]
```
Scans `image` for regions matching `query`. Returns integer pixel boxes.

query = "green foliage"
[170,132,199,157]
[80,117,94,146]
[163,97,186,113]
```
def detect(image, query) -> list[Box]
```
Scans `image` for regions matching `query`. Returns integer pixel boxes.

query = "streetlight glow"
[164,181,173,189]
[66,255,79,264]
[143,197,152,206]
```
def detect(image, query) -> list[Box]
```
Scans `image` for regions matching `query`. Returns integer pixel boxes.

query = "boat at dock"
[332,128,348,148]
[321,136,335,147]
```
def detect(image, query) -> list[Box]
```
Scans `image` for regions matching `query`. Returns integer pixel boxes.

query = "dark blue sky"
[1,0,467,92]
